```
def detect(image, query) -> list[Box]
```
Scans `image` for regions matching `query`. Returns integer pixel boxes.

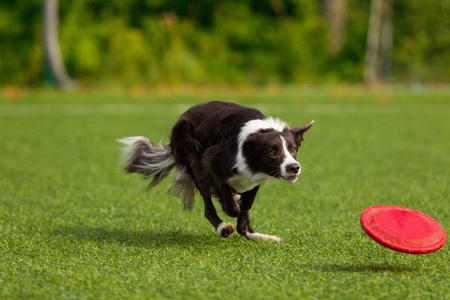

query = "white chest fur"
[227,172,275,193]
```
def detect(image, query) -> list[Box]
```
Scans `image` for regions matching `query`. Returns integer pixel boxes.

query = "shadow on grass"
[52,225,216,248]
[304,262,420,273]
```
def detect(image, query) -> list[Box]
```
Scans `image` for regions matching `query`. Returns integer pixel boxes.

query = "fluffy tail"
[118,136,196,209]
[118,137,175,189]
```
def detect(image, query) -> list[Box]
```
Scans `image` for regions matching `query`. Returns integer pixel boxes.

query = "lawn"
[1,87,449,299]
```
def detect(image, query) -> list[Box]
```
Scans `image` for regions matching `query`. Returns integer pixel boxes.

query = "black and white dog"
[119,101,313,242]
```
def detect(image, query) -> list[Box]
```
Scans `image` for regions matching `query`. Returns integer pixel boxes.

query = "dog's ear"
[291,120,314,146]
[243,139,256,158]
[243,133,262,158]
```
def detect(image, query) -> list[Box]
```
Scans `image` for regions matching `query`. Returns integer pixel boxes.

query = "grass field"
[1,87,449,299]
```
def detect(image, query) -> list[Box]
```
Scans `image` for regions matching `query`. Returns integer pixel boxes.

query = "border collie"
[119,101,313,242]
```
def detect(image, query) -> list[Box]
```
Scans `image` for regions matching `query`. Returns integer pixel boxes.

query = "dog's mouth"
[281,174,298,183]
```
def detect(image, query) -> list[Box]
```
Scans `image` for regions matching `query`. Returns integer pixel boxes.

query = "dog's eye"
[269,150,277,157]
[291,147,297,152]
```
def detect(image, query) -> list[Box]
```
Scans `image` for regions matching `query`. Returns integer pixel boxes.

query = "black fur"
[119,101,313,241]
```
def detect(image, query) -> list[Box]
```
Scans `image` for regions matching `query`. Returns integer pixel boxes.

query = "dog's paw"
[245,232,281,242]
[217,222,235,238]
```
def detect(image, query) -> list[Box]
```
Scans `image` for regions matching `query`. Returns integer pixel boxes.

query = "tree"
[364,0,393,85]
[43,0,74,89]
[324,0,347,54]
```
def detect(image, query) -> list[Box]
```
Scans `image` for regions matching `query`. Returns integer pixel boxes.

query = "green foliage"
[0,0,449,85]
[0,0,42,84]
[393,0,450,82]
[326,0,371,82]
[0,89,449,298]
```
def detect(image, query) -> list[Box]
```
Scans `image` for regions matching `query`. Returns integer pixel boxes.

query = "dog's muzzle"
[281,163,301,183]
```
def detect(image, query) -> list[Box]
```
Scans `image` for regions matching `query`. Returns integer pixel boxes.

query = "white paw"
[217,222,235,238]
[245,232,281,242]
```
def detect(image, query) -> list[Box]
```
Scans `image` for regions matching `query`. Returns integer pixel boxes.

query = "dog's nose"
[287,163,300,173]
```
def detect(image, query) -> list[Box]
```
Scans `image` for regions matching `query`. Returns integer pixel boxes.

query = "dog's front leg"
[202,146,241,218]
[237,187,281,242]
[216,183,241,218]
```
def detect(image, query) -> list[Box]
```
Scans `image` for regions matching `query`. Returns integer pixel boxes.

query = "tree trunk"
[364,0,383,85]
[364,0,393,85]
[380,0,393,81]
[43,0,74,89]
[324,0,347,54]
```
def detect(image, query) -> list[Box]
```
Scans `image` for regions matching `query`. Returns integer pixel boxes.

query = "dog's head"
[242,120,314,183]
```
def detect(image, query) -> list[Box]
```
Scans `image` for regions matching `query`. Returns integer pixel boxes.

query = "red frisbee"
[360,205,446,254]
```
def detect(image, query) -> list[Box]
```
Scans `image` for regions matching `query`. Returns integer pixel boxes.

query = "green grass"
[1,87,449,299]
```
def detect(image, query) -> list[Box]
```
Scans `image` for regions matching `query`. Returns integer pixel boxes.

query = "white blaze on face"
[280,136,301,183]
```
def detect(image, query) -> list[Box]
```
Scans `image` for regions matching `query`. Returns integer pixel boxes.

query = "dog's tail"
[118,136,196,209]
[118,137,175,189]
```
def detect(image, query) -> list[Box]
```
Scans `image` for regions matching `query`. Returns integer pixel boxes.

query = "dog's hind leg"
[203,193,236,238]
[237,187,281,242]
[190,165,236,237]
[192,168,235,238]
[178,156,235,238]
[171,118,235,238]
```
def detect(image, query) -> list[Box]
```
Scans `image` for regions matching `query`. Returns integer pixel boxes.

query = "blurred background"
[1,0,449,90]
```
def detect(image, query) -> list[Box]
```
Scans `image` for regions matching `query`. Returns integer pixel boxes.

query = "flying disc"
[360,205,446,254]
